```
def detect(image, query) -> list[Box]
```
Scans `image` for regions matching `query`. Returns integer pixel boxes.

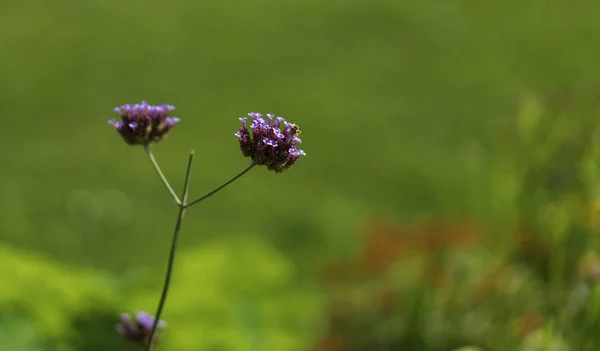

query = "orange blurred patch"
[313,334,345,351]
[361,218,407,276]
[317,259,361,287]
[314,216,500,349]
[421,260,455,289]
[374,288,400,314]
[360,217,482,277]
[514,228,551,261]
[410,218,482,252]
[515,313,544,338]
[470,265,513,305]
[513,225,553,280]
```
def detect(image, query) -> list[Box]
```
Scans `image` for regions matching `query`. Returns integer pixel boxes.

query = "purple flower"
[108,101,180,145]
[116,311,166,347]
[235,112,306,172]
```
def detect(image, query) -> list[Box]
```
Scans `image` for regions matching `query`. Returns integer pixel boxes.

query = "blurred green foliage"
[0,244,116,350]
[312,95,600,351]
[128,235,323,350]
[3,0,600,350]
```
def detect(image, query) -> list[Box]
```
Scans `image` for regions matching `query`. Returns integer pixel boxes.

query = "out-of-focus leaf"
[129,235,323,351]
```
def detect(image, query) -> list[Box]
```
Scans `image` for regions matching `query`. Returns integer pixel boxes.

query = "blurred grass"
[3,0,600,349]
[2,0,599,267]
[0,0,575,265]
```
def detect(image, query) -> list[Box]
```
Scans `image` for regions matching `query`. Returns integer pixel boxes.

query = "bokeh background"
[3,0,600,350]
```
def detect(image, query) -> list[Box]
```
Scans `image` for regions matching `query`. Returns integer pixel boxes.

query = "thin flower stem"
[144,143,182,206]
[146,150,195,351]
[185,162,256,209]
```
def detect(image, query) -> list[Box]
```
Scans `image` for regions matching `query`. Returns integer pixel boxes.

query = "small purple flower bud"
[108,101,180,145]
[108,120,123,128]
[234,112,305,172]
[165,117,180,126]
[273,116,284,128]
[116,311,166,347]
[263,138,278,147]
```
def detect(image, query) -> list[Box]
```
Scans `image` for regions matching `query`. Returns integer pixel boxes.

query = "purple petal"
[108,120,123,128]
[137,319,154,330]
[273,128,284,139]
[290,146,306,156]
[263,138,278,147]
[120,313,132,324]
[248,112,263,120]
[165,117,180,126]
[273,116,284,127]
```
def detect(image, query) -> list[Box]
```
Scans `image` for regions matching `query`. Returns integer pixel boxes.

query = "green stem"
[144,144,182,206]
[145,150,194,350]
[185,162,256,209]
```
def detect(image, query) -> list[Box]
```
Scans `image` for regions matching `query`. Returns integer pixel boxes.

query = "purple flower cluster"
[235,112,306,172]
[109,101,180,145]
[109,104,307,349]
[116,311,166,347]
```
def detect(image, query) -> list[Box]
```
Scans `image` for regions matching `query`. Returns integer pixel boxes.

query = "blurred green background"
[3,0,600,350]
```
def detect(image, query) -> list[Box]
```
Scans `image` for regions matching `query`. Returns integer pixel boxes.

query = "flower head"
[109,101,180,145]
[235,112,306,172]
[116,311,166,347]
